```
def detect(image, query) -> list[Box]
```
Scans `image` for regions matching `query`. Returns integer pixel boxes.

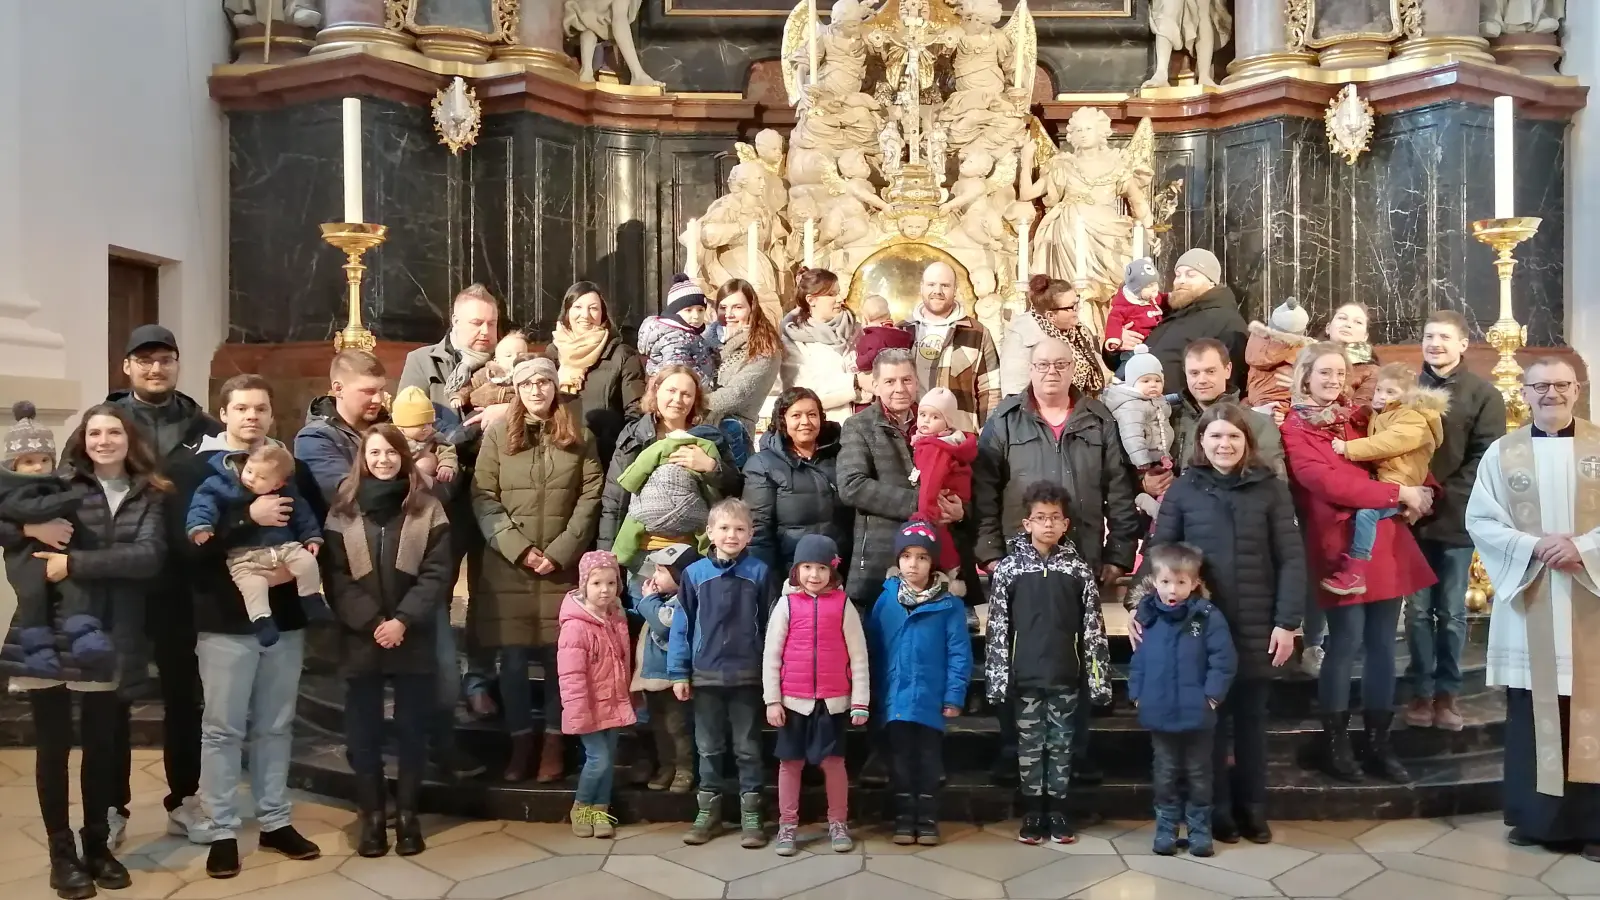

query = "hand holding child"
[766,703,787,728]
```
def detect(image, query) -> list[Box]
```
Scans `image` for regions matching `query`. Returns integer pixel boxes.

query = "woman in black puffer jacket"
[742,388,852,577]
[1136,402,1305,847]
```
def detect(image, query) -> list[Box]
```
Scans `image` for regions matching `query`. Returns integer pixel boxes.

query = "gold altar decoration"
[385,0,518,62]
[845,241,977,321]
[1471,215,1542,430]
[320,222,389,352]
[1325,84,1374,165]
[432,76,482,154]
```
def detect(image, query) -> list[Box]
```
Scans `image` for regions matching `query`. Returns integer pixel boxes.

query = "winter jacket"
[599,414,742,553]
[293,395,377,512]
[186,447,323,548]
[984,534,1111,705]
[1343,386,1449,487]
[972,390,1142,574]
[762,587,870,716]
[1281,407,1438,609]
[854,325,913,374]
[0,468,87,633]
[1102,383,1175,469]
[912,431,976,524]
[1144,465,1307,679]
[556,594,637,735]
[1104,290,1165,351]
[1415,364,1506,547]
[630,588,679,691]
[458,362,516,412]
[1171,392,1284,478]
[667,551,773,687]
[836,402,919,601]
[1346,358,1379,407]
[1244,322,1313,409]
[779,313,859,422]
[471,416,604,648]
[544,335,645,471]
[998,313,1110,398]
[907,313,1001,433]
[1144,285,1249,395]
[743,423,851,577]
[322,492,452,677]
[610,433,721,565]
[1127,592,1237,733]
[866,575,971,731]
[638,316,717,386]
[707,329,781,432]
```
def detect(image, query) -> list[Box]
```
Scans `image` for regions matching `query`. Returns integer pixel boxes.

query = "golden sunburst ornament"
[1326,84,1374,166]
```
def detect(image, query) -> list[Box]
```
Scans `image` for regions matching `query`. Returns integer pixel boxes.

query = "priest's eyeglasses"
[1525,381,1581,396]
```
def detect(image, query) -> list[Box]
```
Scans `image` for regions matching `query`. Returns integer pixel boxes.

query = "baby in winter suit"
[909,388,976,592]
[391,386,459,485]
[854,295,913,406]
[1101,347,1176,518]
[1104,257,1164,373]
[638,275,718,385]
[1245,297,1313,414]
[453,331,528,413]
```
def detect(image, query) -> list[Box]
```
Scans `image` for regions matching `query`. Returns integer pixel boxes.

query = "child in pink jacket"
[762,534,870,856]
[557,551,636,839]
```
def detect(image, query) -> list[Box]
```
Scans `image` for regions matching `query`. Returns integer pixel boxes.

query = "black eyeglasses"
[1525,381,1583,396]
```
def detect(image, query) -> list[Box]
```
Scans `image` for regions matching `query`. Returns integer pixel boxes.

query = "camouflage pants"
[1015,689,1078,798]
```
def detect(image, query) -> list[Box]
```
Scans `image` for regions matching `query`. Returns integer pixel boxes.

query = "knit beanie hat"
[1123,257,1160,296]
[793,534,840,568]
[5,402,55,466]
[893,520,940,560]
[919,387,960,427]
[664,274,708,320]
[577,550,621,595]
[1123,345,1164,384]
[1269,296,1310,335]
[390,386,436,428]
[1174,248,1222,285]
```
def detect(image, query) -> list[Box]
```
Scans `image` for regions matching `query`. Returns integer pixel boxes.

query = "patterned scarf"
[1291,402,1346,430]
[718,325,749,385]
[444,340,492,397]
[552,322,610,393]
[783,308,858,351]
[898,573,949,609]
[1344,341,1374,366]
[1029,311,1107,394]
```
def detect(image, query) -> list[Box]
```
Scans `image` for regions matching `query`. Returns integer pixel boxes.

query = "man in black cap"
[107,324,223,840]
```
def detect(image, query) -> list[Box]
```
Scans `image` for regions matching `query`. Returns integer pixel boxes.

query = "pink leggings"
[778,757,848,825]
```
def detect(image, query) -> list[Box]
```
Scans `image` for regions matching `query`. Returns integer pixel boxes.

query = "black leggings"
[31,687,126,840]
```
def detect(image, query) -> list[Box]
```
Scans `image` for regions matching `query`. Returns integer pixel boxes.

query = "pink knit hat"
[919,387,960,425]
[577,550,621,593]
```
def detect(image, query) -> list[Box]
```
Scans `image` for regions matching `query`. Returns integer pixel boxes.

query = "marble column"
[496,0,577,74]
[1564,3,1599,358]
[1226,0,1317,81]
[312,0,411,54]
[1394,0,1495,63]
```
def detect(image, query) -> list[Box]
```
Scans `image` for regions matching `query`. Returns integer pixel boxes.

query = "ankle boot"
[356,775,389,858]
[503,733,535,783]
[683,791,722,846]
[892,793,916,845]
[79,823,130,891]
[1362,711,1411,783]
[915,793,941,845]
[1320,712,1362,782]
[535,731,566,784]
[1237,804,1273,844]
[1152,803,1181,855]
[394,766,426,856]
[1184,804,1215,857]
[48,830,95,900]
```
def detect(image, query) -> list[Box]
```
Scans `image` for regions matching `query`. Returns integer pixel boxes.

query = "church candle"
[803,218,816,267]
[685,218,699,277]
[1494,95,1514,219]
[747,221,759,285]
[808,0,819,84]
[1132,222,1145,260]
[342,98,363,224]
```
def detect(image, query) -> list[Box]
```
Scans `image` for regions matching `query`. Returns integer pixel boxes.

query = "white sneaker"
[107,808,127,851]
[167,796,202,839]
[1301,645,1325,678]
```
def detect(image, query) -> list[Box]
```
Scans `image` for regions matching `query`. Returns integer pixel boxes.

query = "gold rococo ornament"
[432,76,482,155]
[1325,84,1375,166]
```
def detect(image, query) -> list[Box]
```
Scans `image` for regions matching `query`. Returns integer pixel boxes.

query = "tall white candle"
[1018,232,1030,282]
[1131,222,1145,260]
[808,0,819,85]
[1494,95,1514,219]
[746,221,760,285]
[685,218,699,277]
[342,97,363,224]
[1073,214,1088,285]
[803,218,816,267]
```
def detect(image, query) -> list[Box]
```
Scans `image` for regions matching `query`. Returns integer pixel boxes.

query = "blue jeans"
[1303,601,1326,649]
[347,673,431,780]
[576,729,620,805]
[500,645,561,736]
[432,602,462,742]
[1319,599,1402,714]
[1348,507,1399,560]
[1405,543,1475,697]
[693,686,764,795]
[191,630,305,842]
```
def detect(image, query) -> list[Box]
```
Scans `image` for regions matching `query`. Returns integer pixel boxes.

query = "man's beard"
[133,387,173,405]
[1167,286,1204,310]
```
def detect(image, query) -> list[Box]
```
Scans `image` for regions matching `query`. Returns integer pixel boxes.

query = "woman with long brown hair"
[1000,275,1109,396]
[544,281,645,469]
[472,356,605,783]
[707,279,782,433]
[779,268,859,422]
[323,425,453,858]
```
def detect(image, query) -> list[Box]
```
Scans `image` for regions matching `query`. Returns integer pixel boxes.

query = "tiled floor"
[3,750,1597,900]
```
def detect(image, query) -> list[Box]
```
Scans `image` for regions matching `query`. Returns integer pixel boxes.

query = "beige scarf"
[552,323,609,393]
[325,496,451,581]
[1500,421,1600,795]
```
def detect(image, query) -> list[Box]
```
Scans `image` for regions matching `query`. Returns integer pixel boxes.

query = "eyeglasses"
[1051,306,1076,313]
[1027,514,1066,525]
[130,356,178,371]
[1525,381,1582,396]
[1031,361,1073,373]
[521,377,555,390]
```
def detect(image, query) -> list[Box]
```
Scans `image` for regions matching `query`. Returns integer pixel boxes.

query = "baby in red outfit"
[910,387,977,595]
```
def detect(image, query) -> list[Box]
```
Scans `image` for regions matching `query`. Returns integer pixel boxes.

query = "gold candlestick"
[1470,216,1541,430]
[320,222,388,352]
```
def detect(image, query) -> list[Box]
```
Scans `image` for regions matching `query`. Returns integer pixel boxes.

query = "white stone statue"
[1143,0,1233,88]
[563,0,661,87]
[1481,0,1565,36]
[692,162,784,305]
[942,150,1008,250]
[878,114,906,176]
[803,0,880,102]
[225,0,321,28]
[819,150,890,254]
[737,129,791,216]
[971,267,1008,350]
[938,0,1029,154]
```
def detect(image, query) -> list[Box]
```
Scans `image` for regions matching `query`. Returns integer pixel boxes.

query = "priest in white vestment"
[1468,357,1600,861]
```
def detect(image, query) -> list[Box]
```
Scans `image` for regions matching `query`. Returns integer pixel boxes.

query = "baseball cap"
[646,543,702,580]
[125,324,179,357]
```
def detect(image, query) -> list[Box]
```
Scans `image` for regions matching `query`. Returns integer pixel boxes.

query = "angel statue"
[1021,109,1155,339]
[1482,0,1564,36]
[937,0,1032,155]
[942,150,1015,251]
[563,0,661,87]
[1143,0,1232,88]
[819,150,891,254]
[691,162,784,310]
[736,129,790,216]
[783,0,881,106]
[225,0,321,27]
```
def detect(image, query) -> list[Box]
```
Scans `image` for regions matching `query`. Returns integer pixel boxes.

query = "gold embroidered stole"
[1500,421,1600,795]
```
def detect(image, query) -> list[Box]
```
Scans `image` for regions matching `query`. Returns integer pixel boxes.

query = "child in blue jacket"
[866,521,972,847]
[1128,543,1238,858]
[631,543,701,795]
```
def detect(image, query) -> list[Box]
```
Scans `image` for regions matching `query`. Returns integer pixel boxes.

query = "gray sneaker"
[1300,645,1324,678]
[774,823,799,856]
[168,796,203,839]
[828,821,854,853]
[107,808,127,852]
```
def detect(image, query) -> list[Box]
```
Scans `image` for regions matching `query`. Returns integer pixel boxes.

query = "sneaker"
[1404,696,1435,728]
[1047,812,1076,844]
[1320,555,1369,596]
[1432,695,1465,732]
[774,823,799,857]
[1017,812,1046,845]
[259,825,321,860]
[206,839,241,879]
[107,808,127,852]
[1300,645,1325,678]
[828,820,854,853]
[167,796,202,838]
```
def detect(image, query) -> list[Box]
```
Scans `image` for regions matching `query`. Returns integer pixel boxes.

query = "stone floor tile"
[0,760,21,784]
[168,855,344,899]
[1344,869,1503,900]
[851,826,925,856]
[1286,820,1379,840]
[504,870,666,900]
[663,833,810,880]
[0,826,42,862]
[611,828,704,856]
[1271,852,1382,897]
[1042,833,1119,855]
[1352,819,1452,853]
[913,832,1058,881]
[1188,840,1314,879]
[111,868,187,899]
[500,821,613,856]
[0,786,41,814]
[1418,826,1561,877]
[724,854,863,899]
[603,854,726,899]
[1540,854,1600,895]
[1109,823,1158,856]
[447,855,605,899]
[415,817,504,848]
[1374,850,1553,895]
[1067,870,1229,900]
[782,870,942,900]
[1124,854,1280,897]
[412,832,552,881]
[1267,824,1364,855]
[339,856,458,900]
[296,822,359,858]
[1002,856,1128,899]
[0,855,50,886]
[866,854,1005,898]
[225,872,390,900]
[1077,820,1149,841]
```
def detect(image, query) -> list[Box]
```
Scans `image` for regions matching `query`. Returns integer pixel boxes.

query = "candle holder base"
[321,222,388,354]
[1470,215,1541,430]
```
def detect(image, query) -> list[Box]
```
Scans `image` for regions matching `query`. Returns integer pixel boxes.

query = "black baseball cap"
[125,325,179,357]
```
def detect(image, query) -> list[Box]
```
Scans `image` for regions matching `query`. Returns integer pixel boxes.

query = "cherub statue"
[1482,0,1564,36]
[971,267,1009,350]
[939,0,1024,147]
[736,128,790,216]
[694,162,781,300]
[785,0,881,106]
[1143,0,1233,88]
[225,0,321,27]
[820,150,890,252]
[564,0,662,87]
[945,151,1027,254]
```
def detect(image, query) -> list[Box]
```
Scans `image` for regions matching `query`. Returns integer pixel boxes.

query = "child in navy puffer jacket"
[1128,543,1237,859]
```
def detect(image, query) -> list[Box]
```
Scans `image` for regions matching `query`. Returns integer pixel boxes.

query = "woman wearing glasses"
[998,276,1109,397]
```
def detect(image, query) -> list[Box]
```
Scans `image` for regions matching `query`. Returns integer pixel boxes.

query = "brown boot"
[503,733,535,783]
[1403,696,1434,728]
[1433,694,1464,732]
[535,731,566,783]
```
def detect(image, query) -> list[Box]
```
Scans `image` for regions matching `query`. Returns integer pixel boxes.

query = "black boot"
[1237,804,1274,844]
[1211,808,1241,844]
[47,830,95,900]
[914,793,941,846]
[356,775,390,858]
[79,825,130,891]
[1319,712,1361,782]
[1362,711,1411,783]
[394,766,426,857]
[892,793,916,845]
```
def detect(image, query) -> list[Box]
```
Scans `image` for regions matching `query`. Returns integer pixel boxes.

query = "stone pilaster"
[312,0,411,54]
[1226,0,1317,80]
[1394,0,1495,64]
[496,0,577,75]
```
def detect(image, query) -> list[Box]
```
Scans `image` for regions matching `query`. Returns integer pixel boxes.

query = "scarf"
[356,476,409,523]
[784,308,857,351]
[1344,341,1374,365]
[1154,596,1193,623]
[898,573,949,609]
[718,325,750,384]
[552,323,610,393]
[444,338,492,398]
[1029,311,1106,393]
[329,482,449,581]
[1291,402,1346,430]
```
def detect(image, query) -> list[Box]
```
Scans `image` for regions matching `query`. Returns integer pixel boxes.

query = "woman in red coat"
[1280,342,1437,785]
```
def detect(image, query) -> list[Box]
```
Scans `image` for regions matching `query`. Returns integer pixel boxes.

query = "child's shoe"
[828,820,854,853]
[19,626,62,678]
[648,767,673,791]
[739,792,767,848]
[1152,803,1181,855]
[63,615,115,670]
[774,823,798,857]
[590,805,616,839]
[569,803,592,838]
[252,617,280,648]
[300,592,333,622]
[1320,555,1369,596]
[1185,804,1215,857]
[914,794,941,846]
[892,793,916,845]
[669,768,695,794]
[1047,811,1076,845]
[683,792,722,845]
[1016,797,1047,845]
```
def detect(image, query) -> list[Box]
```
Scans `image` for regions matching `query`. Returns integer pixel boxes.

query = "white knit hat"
[1269,296,1310,335]
[1124,345,1164,384]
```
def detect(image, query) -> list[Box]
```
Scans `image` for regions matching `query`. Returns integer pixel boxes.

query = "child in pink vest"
[761,534,870,856]
[557,551,636,839]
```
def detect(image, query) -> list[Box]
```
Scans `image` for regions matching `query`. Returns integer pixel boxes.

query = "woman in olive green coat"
[472,356,604,782]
